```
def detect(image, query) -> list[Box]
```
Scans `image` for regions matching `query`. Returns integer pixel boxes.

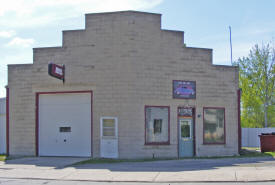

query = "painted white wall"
[0,98,6,154]
[242,128,275,147]
[39,93,91,157]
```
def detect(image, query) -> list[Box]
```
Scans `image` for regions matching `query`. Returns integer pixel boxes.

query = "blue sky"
[1,0,275,97]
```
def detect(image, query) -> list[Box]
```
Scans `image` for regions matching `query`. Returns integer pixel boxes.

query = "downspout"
[237,89,241,154]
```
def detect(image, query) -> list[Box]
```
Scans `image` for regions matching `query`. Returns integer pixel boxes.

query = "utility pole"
[229,26,233,65]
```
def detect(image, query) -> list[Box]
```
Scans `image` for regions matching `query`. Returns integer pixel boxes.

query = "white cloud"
[0,52,33,98]
[0,0,163,98]
[6,37,35,48]
[0,0,163,28]
[1,51,33,66]
[0,30,16,38]
[211,41,257,65]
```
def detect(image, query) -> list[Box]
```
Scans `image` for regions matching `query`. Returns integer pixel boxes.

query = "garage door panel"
[38,93,91,157]
[39,93,90,104]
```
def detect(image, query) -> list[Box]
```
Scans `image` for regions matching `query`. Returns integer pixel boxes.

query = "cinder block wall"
[0,98,6,154]
[8,11,239,158]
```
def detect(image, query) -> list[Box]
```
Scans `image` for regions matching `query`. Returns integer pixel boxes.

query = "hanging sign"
[48,63,65,83]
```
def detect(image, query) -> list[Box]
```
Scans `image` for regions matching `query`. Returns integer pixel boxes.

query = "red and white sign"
[48,63,65,81]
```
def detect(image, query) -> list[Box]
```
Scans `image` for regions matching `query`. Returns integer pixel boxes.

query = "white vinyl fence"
[0,98,6,154]
[242,127,275,147]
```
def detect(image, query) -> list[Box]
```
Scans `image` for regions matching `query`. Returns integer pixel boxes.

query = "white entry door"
[100,117,118,158]
[39,93,91,157]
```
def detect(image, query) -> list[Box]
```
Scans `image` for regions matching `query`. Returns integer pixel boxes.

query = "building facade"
[0,98,6,154]
[7,11,240,158]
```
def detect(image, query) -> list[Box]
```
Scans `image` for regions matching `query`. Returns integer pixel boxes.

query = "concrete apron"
[1,157,89,169]
[0,157,274,182]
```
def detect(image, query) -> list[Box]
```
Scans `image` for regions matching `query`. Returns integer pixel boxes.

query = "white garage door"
[39,93,91,157]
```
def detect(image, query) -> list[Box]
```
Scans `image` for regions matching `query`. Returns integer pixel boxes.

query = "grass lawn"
[0,155,6,161]
[1,148,273,165]
[74,148,275,165]
[240,147,275,158]
[264,151,275,157]
[74,157,176,165]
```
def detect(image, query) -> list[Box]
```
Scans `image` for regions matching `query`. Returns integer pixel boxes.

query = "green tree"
[236,43,275,128]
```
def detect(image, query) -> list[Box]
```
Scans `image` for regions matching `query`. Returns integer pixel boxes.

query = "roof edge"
[8,63,33,66]
[85,10,161,16]
[33,46,62,50]
[162,29,184,33]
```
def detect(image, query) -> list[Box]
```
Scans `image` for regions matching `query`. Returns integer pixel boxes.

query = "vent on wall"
[59,127,71,132]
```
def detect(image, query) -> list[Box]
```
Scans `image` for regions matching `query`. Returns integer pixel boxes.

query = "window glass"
[145,106,169,144]
[203,108,225,144]
[181,122,190,138]
[103,119,115,137]
[154,119,162,134]
[103,119,115,127]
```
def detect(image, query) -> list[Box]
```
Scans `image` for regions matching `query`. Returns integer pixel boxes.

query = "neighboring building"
[0,98,6,154]
[6,11,240,158]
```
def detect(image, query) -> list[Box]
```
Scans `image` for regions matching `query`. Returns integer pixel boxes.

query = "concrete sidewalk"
[0,157,275,182]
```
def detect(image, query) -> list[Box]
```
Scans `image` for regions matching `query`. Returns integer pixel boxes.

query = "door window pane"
[145,106,169,144]
[203,108,225,144]
[103,119,115,137]
[103,119,115,127]
[181,122,190,138]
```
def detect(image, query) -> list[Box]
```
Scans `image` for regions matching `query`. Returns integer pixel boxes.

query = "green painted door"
[179,118,194,157]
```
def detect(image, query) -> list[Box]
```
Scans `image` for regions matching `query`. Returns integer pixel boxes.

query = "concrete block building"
[6,11,241,158]
[0,98,6,154]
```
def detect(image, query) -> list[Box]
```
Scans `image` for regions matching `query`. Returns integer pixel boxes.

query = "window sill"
[203,142,225,145]
[145,142,170,145]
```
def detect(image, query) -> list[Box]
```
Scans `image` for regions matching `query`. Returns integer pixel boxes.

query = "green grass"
[240,147,275,158]
[0,155,6,161]
[73,148,275,166]
[74,157,176,166]
[265,152,275,157]
[241,147,260,151]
